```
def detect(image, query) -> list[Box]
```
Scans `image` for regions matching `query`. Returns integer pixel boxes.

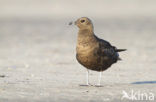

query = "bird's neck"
[77,29,96,45]
[78,29,94,36]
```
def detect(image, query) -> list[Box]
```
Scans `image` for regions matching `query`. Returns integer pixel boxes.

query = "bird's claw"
[94,84,104,87]
[79,83,92,86]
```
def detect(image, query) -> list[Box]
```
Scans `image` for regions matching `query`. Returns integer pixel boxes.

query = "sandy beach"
[0,0,156,102]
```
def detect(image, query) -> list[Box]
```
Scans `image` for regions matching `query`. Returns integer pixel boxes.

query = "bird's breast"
[76,42,99,67]
[76,42,96,56]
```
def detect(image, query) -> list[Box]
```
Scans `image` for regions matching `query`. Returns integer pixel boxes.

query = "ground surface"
[0,0,156,102]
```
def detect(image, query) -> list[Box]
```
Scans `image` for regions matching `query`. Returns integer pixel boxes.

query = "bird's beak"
[68,20,77,25]
[68,21,72,25]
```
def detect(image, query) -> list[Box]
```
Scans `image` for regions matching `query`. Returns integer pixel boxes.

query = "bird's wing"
[97,38,118,59]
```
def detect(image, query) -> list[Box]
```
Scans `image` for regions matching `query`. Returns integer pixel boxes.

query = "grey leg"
[97,71,102,86]
[86,69,90,85]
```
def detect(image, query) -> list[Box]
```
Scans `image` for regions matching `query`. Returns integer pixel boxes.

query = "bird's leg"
[96,71,102,86]
[86,69,90,86]
[79,69,90,86]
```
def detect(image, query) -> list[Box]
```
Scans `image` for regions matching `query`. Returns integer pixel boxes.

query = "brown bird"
[74,17,126,86]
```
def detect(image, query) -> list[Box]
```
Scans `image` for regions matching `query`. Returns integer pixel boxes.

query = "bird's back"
[95,36,119,69]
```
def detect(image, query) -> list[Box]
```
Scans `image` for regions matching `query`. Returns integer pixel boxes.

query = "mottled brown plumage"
[75,17,126,86]
[76,17,126,72]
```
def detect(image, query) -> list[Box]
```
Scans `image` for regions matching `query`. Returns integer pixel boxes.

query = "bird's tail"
[118,57,122,61]
[116,49,127,52]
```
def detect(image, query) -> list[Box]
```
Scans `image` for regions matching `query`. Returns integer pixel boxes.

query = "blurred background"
[0,0,156,102]
[1,0,156,18]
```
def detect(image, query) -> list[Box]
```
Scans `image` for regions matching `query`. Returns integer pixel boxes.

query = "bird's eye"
[80,20,85,23]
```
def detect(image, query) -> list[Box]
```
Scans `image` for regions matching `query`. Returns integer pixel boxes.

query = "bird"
[74,17,126,86]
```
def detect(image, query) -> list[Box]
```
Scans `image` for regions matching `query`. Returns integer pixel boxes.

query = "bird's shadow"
[131,81,156,84]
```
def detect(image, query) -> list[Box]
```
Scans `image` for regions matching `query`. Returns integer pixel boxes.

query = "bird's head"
[75,17,94,31]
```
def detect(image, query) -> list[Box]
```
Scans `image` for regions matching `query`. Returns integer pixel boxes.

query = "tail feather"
[118,57,122,61]
[116,49,127,52]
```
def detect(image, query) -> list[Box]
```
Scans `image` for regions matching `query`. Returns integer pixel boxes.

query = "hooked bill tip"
[68,21,73,25]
